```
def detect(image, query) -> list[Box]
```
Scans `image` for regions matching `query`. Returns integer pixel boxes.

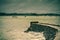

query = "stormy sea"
[0,14,60,40]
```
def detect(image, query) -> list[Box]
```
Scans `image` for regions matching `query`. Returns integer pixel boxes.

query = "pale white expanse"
[0,16,60,40]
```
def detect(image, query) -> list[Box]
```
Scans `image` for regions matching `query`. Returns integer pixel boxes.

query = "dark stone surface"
[24,22,58,40]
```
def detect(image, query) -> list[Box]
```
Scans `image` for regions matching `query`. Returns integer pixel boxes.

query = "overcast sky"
[0,0,60,13]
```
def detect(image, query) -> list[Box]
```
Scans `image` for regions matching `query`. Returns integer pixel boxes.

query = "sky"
[0,0,60,13]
